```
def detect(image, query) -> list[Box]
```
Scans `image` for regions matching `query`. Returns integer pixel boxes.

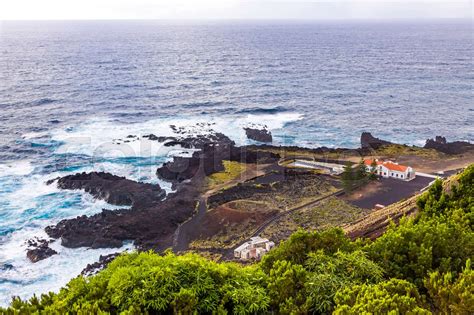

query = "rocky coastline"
[25,127,474,263]
[27,127,279,262]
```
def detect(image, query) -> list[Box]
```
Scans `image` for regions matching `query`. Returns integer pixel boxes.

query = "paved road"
[173,196,208,252]
[347,176,433,209]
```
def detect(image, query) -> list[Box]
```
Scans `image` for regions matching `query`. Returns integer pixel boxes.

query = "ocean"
[0,20,472,305]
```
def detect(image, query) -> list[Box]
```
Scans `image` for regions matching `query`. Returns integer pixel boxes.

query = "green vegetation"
[375,144,442,158]
[206,161,247,190]
[333,279,430,314]
[369,159,378,180]
[341,159,371,192]
[3,165,473,314]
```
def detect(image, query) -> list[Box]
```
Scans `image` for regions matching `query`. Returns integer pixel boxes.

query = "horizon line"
[1,17,472,22]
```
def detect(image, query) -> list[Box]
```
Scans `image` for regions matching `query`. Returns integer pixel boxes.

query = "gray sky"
[0,0,472,20]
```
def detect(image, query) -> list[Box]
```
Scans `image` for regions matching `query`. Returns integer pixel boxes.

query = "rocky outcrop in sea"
[424,136,474,155]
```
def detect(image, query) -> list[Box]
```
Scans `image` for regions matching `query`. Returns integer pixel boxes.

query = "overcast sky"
[0,0,472,20]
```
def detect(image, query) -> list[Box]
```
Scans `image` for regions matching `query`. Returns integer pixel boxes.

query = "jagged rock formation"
[47,172,166,207]
[360,132,393,149]
[26,238,57,263]
[43,172,189,250]
[156,135,279,183]
[142,134,176,142]
[424,136,474,155]
[81,253,120,276]
[244,127,273,143]
[44,183,198,250]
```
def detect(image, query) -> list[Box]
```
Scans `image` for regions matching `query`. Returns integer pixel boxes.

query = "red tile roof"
[364,159,408,172]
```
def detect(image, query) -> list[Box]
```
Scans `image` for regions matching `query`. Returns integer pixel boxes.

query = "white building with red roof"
[364,159,415,181]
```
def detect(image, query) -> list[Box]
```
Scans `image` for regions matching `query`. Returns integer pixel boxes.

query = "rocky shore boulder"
[361,132,393,149]
[47,172,166,207]
[26,238,57,263]
[82,253,120,276]
[163,133,235,149]
[244,127,273,143]
[424,136,474,155]
[142,134,176,142]
[44,182,199,250]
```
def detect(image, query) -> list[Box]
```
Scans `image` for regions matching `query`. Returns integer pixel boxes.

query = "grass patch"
[206,161,247,190]
[374,144,441,158]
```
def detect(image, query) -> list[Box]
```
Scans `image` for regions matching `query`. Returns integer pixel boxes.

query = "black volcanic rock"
[157,143,232,183]
[142,134,176,142]
[424,136,474,155]
[245,144,358,157]
[26,238,57,263]
[43,172,184,250]
[45,183,198,250]
[82,253,120,276]
[163,133,235,149]
[230,146,280,164]
[157,133,236,182]
[361,132,393,149]
[47,172,166,207]
[244,127,273,143]
[156,135,279,183]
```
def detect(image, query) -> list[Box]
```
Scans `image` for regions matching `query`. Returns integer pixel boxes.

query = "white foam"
[0,160,34,177]
[3,168,130,215]
[0,170,133,307]
[0,225,133,306]
[49,113,304,158]
[21,131,49,140]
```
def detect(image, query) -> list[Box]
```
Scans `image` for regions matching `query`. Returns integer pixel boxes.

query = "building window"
[401,175,404,178]
[396,174,398,177]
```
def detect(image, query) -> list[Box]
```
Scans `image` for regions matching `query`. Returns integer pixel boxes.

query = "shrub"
[333,278,430,314]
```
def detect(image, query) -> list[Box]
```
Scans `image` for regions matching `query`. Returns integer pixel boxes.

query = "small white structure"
[291,160,344,175]
[364,159,415,181]
[234,237,275,260]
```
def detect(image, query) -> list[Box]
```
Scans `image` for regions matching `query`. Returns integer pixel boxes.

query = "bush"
[367,215,474,287]
[304,250,384,313]
[424,259,474,314]
[3,252,270,314]
[261,228,355,271]
[333,278,430,314]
